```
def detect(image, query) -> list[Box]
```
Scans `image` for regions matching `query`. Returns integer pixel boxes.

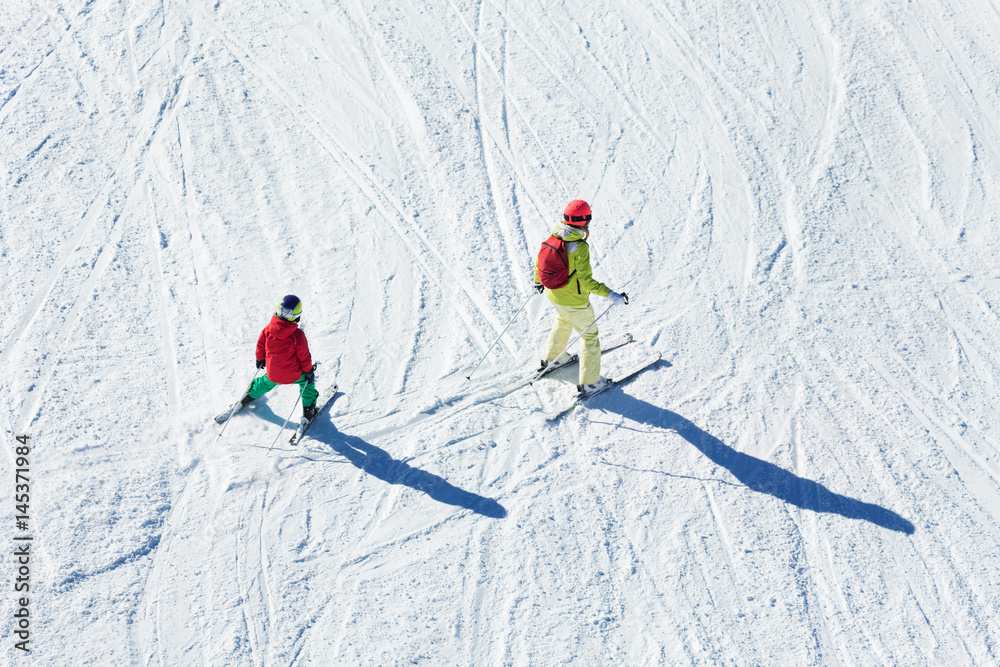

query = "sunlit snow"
[2,0,1000,664]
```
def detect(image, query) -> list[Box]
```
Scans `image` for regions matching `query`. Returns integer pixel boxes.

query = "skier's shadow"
[603,394,915,534]
[310,422,507,519]
[243,400,289,427]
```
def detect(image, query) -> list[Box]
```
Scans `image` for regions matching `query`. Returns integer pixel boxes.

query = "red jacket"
[256,315,313,384]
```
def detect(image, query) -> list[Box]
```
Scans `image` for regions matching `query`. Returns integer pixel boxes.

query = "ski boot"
[576,376,611,397]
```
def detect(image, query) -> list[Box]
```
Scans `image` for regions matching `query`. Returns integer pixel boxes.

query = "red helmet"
[563,199,592,227]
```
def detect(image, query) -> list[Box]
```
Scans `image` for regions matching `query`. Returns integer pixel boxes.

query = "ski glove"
[533,283,545,294]
[608,292,627,306]
[256,358,266,369]
[304,365,317,384]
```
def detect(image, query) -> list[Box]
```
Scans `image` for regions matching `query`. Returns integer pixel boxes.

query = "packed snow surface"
[3,0,1000,664]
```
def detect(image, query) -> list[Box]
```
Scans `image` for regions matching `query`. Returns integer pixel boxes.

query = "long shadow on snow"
[309,421,507,519]
[604,394,915,534]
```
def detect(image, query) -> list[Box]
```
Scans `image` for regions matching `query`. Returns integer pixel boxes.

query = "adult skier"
[238,294,319,420]
[534,199,626,394]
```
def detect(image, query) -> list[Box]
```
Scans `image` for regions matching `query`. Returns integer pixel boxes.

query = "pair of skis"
[521,331,664,420]
[214,380,339,447]
[527,333,634,384]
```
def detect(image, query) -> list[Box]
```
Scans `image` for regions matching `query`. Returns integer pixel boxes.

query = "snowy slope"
[3,0,1000,664]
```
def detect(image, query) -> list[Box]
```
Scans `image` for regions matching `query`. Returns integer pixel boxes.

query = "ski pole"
[269,383,306,452]
[465,291,538,380]
[268,362,317,452]
[216,367,264,440]
[532,293,629,382]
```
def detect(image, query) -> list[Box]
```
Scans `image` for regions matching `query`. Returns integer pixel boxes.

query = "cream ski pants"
[543,302,601,385]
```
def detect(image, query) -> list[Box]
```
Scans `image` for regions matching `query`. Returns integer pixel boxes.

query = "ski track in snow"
[3,0,1000,664]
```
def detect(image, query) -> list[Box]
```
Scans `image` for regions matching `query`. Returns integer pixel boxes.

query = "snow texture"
[2,0,1000,664]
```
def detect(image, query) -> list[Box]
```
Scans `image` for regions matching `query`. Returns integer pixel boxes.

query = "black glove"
[255,358,266,369]
[533,283,545,294]
[304,365,316,384]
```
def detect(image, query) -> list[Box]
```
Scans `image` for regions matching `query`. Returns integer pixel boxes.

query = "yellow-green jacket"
[534,223,611,307]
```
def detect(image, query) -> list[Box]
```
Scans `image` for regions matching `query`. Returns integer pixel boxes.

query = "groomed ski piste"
[3,0,1000,664]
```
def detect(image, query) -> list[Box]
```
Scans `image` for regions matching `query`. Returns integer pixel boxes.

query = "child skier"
[239,294,319,420]
[534,199,626,394]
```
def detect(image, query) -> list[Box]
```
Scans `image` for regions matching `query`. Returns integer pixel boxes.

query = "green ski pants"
[248,373,318,407]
